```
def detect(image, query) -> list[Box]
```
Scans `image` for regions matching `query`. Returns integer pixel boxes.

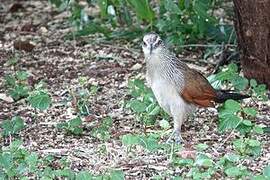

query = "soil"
[0,1,269,179]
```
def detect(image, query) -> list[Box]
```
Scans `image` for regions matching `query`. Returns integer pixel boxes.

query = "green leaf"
[207,74,222,89]
[165,0,181,14]
[243,107,257,117]
[148,105,160,116]
[16,71,29,81]
[1,120,12,136]
[159,119,170,129]
[4,75,16,87]
[12,116,25,134]
[28,91,51,110]
[129,100,147,113]
[233,139,246,153]
[1,116,24,137]
[242,119,253,126]
[219,114,241,132]
[0,153,13,169]
[224,100,241,112]
[193,0,215,22]
[76,171,93,180]
[127,0,155,23]
[194,158,213,167]
[53,169,75,178]
[71,22,110,37]
[253,125,264,134]
[139,135,160,151]
[122,134,140,146]
[97,0,108,18]
[72,127,83,135]
[225,153,240,162]
[225,167,242,177]
[10,139,23,150]
[194,154,213,167]
[263,165,270,177]
[9,85,29,101]
[250,79,257,87]
[49,0,63,8]
[110,170,125,180]
[247,139,260,147]
[26,152,38,168]
[231,76,249,91]
[69,117,82,127]
[252,175,268,180]
[174,158,194,166]
[215,63,238,81]
[196,143,208,151]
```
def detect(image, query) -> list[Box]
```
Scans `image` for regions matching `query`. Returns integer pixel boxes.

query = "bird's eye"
[156,39,162,46]
[142,41,147,46]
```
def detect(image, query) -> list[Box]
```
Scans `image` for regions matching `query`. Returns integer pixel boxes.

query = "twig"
[39,148,69,154]
[213,28,238,74]
[39,122,58,126]
[227,27,235,45]
[218,120,242,149]
[177,44,236,48]
[213,42,227,74]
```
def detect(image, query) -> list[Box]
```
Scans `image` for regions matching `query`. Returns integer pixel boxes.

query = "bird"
[142,32,250,143]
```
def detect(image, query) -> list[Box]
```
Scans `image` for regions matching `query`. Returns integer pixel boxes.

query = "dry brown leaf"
[9,3,24,13]
[0,93,14,103]
[14,40,35,52]
[177,148,197,159]
[21,23,35,32]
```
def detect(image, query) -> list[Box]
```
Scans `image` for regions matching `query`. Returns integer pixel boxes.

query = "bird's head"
[142,32,164,57]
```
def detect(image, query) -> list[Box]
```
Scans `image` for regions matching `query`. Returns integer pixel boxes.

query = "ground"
[0,1,269,179]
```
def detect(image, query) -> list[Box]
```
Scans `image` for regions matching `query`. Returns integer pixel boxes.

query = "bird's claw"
[166,130,183,144]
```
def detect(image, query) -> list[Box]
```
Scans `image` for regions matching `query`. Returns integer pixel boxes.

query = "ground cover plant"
[0,0,269,179]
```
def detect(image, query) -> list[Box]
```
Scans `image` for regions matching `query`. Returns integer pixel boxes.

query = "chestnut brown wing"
[180,68,217,107]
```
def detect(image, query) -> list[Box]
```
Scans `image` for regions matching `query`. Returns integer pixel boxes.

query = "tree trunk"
[233,0,270,88]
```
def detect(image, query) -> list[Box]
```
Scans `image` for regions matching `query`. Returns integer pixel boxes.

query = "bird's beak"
[150,44,153,54]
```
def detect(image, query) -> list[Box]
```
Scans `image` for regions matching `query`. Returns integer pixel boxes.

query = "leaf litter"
[0,1,269,179]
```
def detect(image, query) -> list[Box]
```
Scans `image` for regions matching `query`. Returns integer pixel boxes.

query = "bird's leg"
[166,128,183,144]
[166,112,185,144]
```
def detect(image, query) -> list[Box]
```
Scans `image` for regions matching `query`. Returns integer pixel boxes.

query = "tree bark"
[233,0,270,88]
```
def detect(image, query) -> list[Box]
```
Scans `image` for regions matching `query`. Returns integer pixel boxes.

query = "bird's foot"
[166,130,183,144]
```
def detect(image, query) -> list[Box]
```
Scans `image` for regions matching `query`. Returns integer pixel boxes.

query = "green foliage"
[70,77,95,116]
[28,91,51,111]
[57,117,83,135]
[249,79,268,101]
[1,116,25,137]
[218,99,258,134]
[127,0,155,23]
[0,140,124,179]
[122,133,163,152]
[4,71,52,111]
[76,171,93,180]
[263,165,270,178]
[28,82,52,111]
[124,61,267,178]
[126,79,167,126]
[91,117,113,141]
[208,63,268,101]
[5,71,30,101]
[0,140,38,179]
[5,55,19,66]
[110,170,125,180]
[208,63,249,91]
[49,0,228,45]
[252,165,270,179]
[224,166,250,178]
[233,138,261,156]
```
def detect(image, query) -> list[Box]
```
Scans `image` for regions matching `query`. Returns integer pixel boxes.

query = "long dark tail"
[215,90,250,103]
